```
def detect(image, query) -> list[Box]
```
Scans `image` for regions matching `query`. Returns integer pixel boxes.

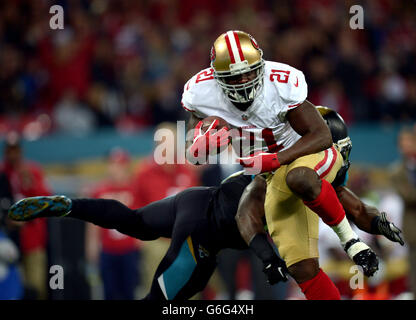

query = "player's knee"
[288,258,320,284]
[286,167,321,201]
[118,209,160,241]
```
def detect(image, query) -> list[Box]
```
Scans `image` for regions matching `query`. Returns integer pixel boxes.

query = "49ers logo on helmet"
[210,46,216,62]
[249,34,259,49]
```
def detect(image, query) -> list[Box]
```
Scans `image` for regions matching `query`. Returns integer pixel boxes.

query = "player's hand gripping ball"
[190,116,230,158]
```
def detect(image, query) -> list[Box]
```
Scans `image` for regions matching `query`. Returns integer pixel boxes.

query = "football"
[200,116,230,155]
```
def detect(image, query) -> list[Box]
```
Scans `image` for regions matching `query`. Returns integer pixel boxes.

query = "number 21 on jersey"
[270,69,290,83]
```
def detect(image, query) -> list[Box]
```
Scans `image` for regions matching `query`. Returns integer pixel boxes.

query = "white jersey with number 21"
[181,60,308,156]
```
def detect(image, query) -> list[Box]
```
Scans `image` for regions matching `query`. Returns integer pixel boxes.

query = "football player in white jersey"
[182,30,378,300]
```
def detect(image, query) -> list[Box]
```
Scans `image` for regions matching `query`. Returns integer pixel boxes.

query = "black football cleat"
[8,196,72,221]
[344,238,379,277]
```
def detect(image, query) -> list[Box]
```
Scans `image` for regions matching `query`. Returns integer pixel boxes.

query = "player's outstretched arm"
[235,175,267,244]
[335,186,404,245]
[235,175,288,284]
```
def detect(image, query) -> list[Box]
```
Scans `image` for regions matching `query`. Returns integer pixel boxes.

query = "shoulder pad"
[265,61,308,109]
[181,67,215,115]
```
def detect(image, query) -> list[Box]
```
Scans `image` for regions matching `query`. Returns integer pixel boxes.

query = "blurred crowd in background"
[0,0,416,140]
[1,0,416,300]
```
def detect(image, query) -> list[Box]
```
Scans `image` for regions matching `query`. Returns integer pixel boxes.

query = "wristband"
[273,153,281,170]
[248,233,276,264]
[370,216,382,235]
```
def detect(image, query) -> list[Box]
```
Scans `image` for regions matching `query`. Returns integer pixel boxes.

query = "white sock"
[330,216,358,246]
[331,216,372,260]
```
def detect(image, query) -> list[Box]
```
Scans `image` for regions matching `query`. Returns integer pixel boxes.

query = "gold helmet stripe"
[224,31,245,63]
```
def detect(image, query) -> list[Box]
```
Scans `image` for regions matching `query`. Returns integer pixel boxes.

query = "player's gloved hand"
[263,255,289,285]
[375,212,404,246]
[248,233,289,285]
[238,152,281,174]
[189,120,229,157]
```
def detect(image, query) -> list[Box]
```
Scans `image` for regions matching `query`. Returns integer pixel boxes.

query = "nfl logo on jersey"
[242,114,248,121]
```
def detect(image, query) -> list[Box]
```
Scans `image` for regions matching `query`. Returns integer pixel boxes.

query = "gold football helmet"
[210,30,264,104]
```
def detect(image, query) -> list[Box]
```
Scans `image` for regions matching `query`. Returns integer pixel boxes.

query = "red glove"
[238,152,281,174]
[189,119,229,158]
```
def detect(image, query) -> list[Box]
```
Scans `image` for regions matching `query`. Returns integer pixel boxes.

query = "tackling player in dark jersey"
[8,108,403,300]
[9,170,274,300]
